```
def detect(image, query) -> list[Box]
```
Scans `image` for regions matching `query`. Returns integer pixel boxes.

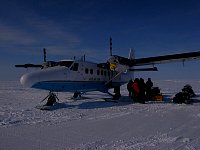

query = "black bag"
[173,92,191,104]
[182,84,196,97]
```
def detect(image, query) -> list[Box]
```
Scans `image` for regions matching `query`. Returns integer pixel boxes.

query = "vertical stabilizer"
[128,48,135,79]
[128,48,135,60]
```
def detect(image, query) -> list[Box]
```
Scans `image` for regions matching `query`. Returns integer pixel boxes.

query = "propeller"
[15,64,42,68]
[110,37,112,56]
[97,37,113,70]
[15,48,47,68]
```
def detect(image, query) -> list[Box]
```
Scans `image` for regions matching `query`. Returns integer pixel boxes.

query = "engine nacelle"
[108,55,129,72]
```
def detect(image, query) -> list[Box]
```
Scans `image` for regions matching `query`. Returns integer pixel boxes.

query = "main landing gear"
[106,86,121,101]
[112,86,121,100]
[73,92,82,99]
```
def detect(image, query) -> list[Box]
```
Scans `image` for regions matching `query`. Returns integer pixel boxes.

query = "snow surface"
[1,80,200,150]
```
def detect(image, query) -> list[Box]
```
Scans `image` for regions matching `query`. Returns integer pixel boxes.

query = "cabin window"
[97,70,100,75]
[90,69,93,74]
[70,63,79,71]
[101,70,103,75]
[85,68,89,74]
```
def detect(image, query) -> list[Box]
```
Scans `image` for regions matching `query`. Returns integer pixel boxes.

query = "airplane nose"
[20,74,26,86]
[20,72,38,87]
[20,67,69,88]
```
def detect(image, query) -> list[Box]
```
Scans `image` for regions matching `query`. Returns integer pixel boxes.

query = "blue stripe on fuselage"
[32,81,115,93]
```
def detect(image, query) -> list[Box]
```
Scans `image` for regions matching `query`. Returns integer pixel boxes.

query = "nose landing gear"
[36,92,60,110]
[42,91,60,106]
[73,92,82,99]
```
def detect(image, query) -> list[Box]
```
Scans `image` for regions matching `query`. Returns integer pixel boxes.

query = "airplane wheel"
[73,92,81,98]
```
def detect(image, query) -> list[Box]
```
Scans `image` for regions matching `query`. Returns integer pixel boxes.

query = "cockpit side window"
[70,63,79,71]
[90,69,93,74]
[85,68,89,74]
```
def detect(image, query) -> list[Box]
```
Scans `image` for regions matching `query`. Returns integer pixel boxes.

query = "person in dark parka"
[146,78,153,101]
[138,78,146,104]
[127,79,133,97]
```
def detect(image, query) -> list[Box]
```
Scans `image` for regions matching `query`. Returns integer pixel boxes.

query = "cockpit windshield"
[59,61,79,71]
[42,60,74,68]
[58,61,74,67]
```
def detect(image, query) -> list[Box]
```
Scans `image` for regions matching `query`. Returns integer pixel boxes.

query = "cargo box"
[152,95,163,101]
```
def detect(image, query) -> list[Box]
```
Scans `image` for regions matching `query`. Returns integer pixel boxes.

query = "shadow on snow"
[45,94,200,111]
[47,96,133,111]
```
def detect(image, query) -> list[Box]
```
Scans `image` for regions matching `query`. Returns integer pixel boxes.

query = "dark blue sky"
[1,0,200,80]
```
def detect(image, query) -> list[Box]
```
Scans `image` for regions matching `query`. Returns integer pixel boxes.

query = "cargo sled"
[150,87,163,101]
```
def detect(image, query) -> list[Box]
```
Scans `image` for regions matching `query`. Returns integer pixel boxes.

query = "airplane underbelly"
[31,81,106,92]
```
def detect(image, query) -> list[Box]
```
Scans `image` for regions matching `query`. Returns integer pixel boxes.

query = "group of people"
[127,78,153,104]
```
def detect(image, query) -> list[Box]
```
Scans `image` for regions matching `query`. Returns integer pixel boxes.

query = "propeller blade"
[110,37,112,56]
[43,48,47,62]
[15,64,43,68]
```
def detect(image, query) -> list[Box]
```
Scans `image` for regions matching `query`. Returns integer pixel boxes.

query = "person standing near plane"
[138,78,146,104]
[146,78,153,101]
[132,78,140,102]
[127,79,133,97]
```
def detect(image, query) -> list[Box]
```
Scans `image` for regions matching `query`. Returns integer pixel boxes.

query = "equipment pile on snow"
[173,84,196,104]
[150,87,163,101]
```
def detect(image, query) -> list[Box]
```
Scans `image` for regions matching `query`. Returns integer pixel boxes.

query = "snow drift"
[0,80,200,150]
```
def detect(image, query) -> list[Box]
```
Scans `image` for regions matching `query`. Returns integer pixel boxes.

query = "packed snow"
[1,80,200,150]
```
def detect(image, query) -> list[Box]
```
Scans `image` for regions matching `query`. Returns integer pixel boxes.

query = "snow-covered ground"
[1,80,200,150]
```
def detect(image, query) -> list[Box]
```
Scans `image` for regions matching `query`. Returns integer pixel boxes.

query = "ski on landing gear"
[36,91,60,110]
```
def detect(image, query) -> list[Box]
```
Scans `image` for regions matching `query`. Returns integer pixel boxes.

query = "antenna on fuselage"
[43,48,47,62]
[109,37,112,56]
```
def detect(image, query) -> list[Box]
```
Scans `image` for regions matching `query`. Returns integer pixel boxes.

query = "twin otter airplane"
[16,38,200,105]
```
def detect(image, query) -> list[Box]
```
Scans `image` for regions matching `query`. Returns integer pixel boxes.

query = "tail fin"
[128,48,135,79]
[128,48,135,60]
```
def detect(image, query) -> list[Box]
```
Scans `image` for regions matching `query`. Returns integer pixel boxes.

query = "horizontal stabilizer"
[15,64,43,68]
[129,67,158,71]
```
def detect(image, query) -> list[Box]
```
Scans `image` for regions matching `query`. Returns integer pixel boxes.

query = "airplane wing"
[133,51,200,66]
[106,51,200,72]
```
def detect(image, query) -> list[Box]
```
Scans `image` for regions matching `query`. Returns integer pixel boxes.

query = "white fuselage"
[20,60,130,93]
